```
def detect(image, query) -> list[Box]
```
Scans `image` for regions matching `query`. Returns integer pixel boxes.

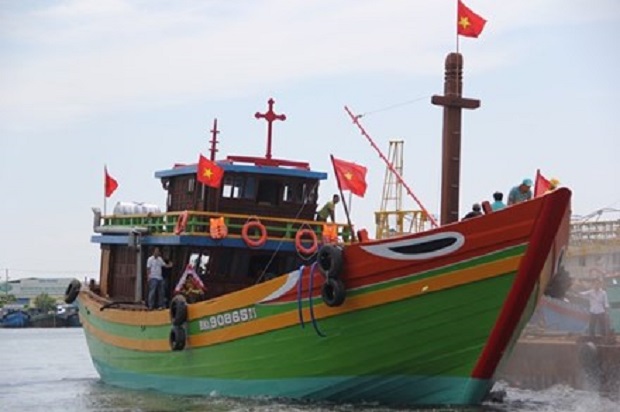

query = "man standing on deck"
[316,194,340,222]
[146,247,173,310]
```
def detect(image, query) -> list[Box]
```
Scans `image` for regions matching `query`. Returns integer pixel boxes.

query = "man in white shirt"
[146,247,173,309]
[579,278,610,338]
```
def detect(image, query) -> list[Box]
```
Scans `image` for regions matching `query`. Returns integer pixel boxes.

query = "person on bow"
[462,203,483,220]
[508,178,533,206]
[546,178,560,193]
[490,191,506,211]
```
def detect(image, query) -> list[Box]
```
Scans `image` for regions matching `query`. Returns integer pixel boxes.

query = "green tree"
[0,294,16,307]
[34,293,57,313]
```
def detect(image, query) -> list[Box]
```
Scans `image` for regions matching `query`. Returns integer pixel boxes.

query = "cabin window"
[188,177,195,193]
[233,177,244,198]
[282,184,294,203]
[302,182,318,204]
[222,177,233,198]
[296,183,306,203]
[257,179,280,205]
[222,176,248,199]
[281,182,318,204]
[167,193,172,208]
[244,177,256,199]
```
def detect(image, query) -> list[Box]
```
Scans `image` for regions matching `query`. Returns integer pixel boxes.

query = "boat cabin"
[91,101,349,305]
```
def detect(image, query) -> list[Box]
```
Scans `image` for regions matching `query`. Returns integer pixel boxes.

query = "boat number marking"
[199,307,258,331]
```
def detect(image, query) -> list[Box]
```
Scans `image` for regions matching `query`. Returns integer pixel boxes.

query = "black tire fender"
[170,295,188,326]
[64,279,81,304]
[169,325,186,351]
[321,278,346,307]
[317,244,343,278]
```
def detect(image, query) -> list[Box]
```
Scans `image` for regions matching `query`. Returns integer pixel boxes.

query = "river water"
[0,328,617,412]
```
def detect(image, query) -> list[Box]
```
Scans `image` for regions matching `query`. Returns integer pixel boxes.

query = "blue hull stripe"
[93,358,492,406]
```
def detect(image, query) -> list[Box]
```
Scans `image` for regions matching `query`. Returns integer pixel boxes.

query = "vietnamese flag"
[197,154,224,188]
[331,156,368,197]
[534,169,551,197]
[457,1,487,38]
[104,166,118,198]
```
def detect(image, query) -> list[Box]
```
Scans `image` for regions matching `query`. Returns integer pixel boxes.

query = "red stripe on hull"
[272,198,546,304]
[471,188,571,379]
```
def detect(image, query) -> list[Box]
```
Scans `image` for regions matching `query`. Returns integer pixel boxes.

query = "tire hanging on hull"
[316,244,346,307]
[64,279,81,304]
[317,244,343,278]
[169,295,188,326]
[169,325,186,351]
[321,277,346,307]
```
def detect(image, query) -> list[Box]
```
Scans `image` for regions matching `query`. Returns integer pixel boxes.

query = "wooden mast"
[431,53,480,225]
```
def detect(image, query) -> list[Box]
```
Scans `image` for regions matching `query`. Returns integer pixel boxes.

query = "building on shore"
[1,277,76,306]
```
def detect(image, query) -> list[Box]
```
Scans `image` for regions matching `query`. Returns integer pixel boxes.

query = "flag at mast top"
[457,0,487,38]
[104,166,118,198]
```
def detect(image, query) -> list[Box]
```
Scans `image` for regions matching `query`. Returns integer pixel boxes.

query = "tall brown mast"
[431,53,480,225]
[209,118,220,161]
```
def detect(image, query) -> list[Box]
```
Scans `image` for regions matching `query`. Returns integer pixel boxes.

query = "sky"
[1,0,619,280]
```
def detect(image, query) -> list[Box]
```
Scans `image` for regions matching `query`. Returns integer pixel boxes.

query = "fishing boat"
[71,58,572,406]
[0,309,30,328]
[29,305,81,328]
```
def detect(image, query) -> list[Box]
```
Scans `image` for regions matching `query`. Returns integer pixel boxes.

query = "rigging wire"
[357,95,432,118]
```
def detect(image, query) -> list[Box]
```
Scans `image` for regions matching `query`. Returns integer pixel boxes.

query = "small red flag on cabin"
[534,169,560,197]
[457,0,487,38]
[104,166,118,198]
[197,154,224,188]
[332,156,368,197]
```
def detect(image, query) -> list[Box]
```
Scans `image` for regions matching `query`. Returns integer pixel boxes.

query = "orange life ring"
[242,220,267,248]
[175,211,189,235]
[295,228,318,255]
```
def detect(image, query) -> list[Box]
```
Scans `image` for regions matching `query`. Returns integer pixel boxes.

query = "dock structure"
[498,213,620,394]
[497,334,620,394]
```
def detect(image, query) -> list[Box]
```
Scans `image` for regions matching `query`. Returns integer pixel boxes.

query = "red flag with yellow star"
[197,154,224,188]
[457,0,486,38]
[332,156,367,197]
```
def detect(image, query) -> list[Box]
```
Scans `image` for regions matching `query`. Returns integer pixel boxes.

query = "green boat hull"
[82,273,516,405]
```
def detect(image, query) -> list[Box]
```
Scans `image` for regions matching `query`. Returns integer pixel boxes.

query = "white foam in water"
[493,382,619,412]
